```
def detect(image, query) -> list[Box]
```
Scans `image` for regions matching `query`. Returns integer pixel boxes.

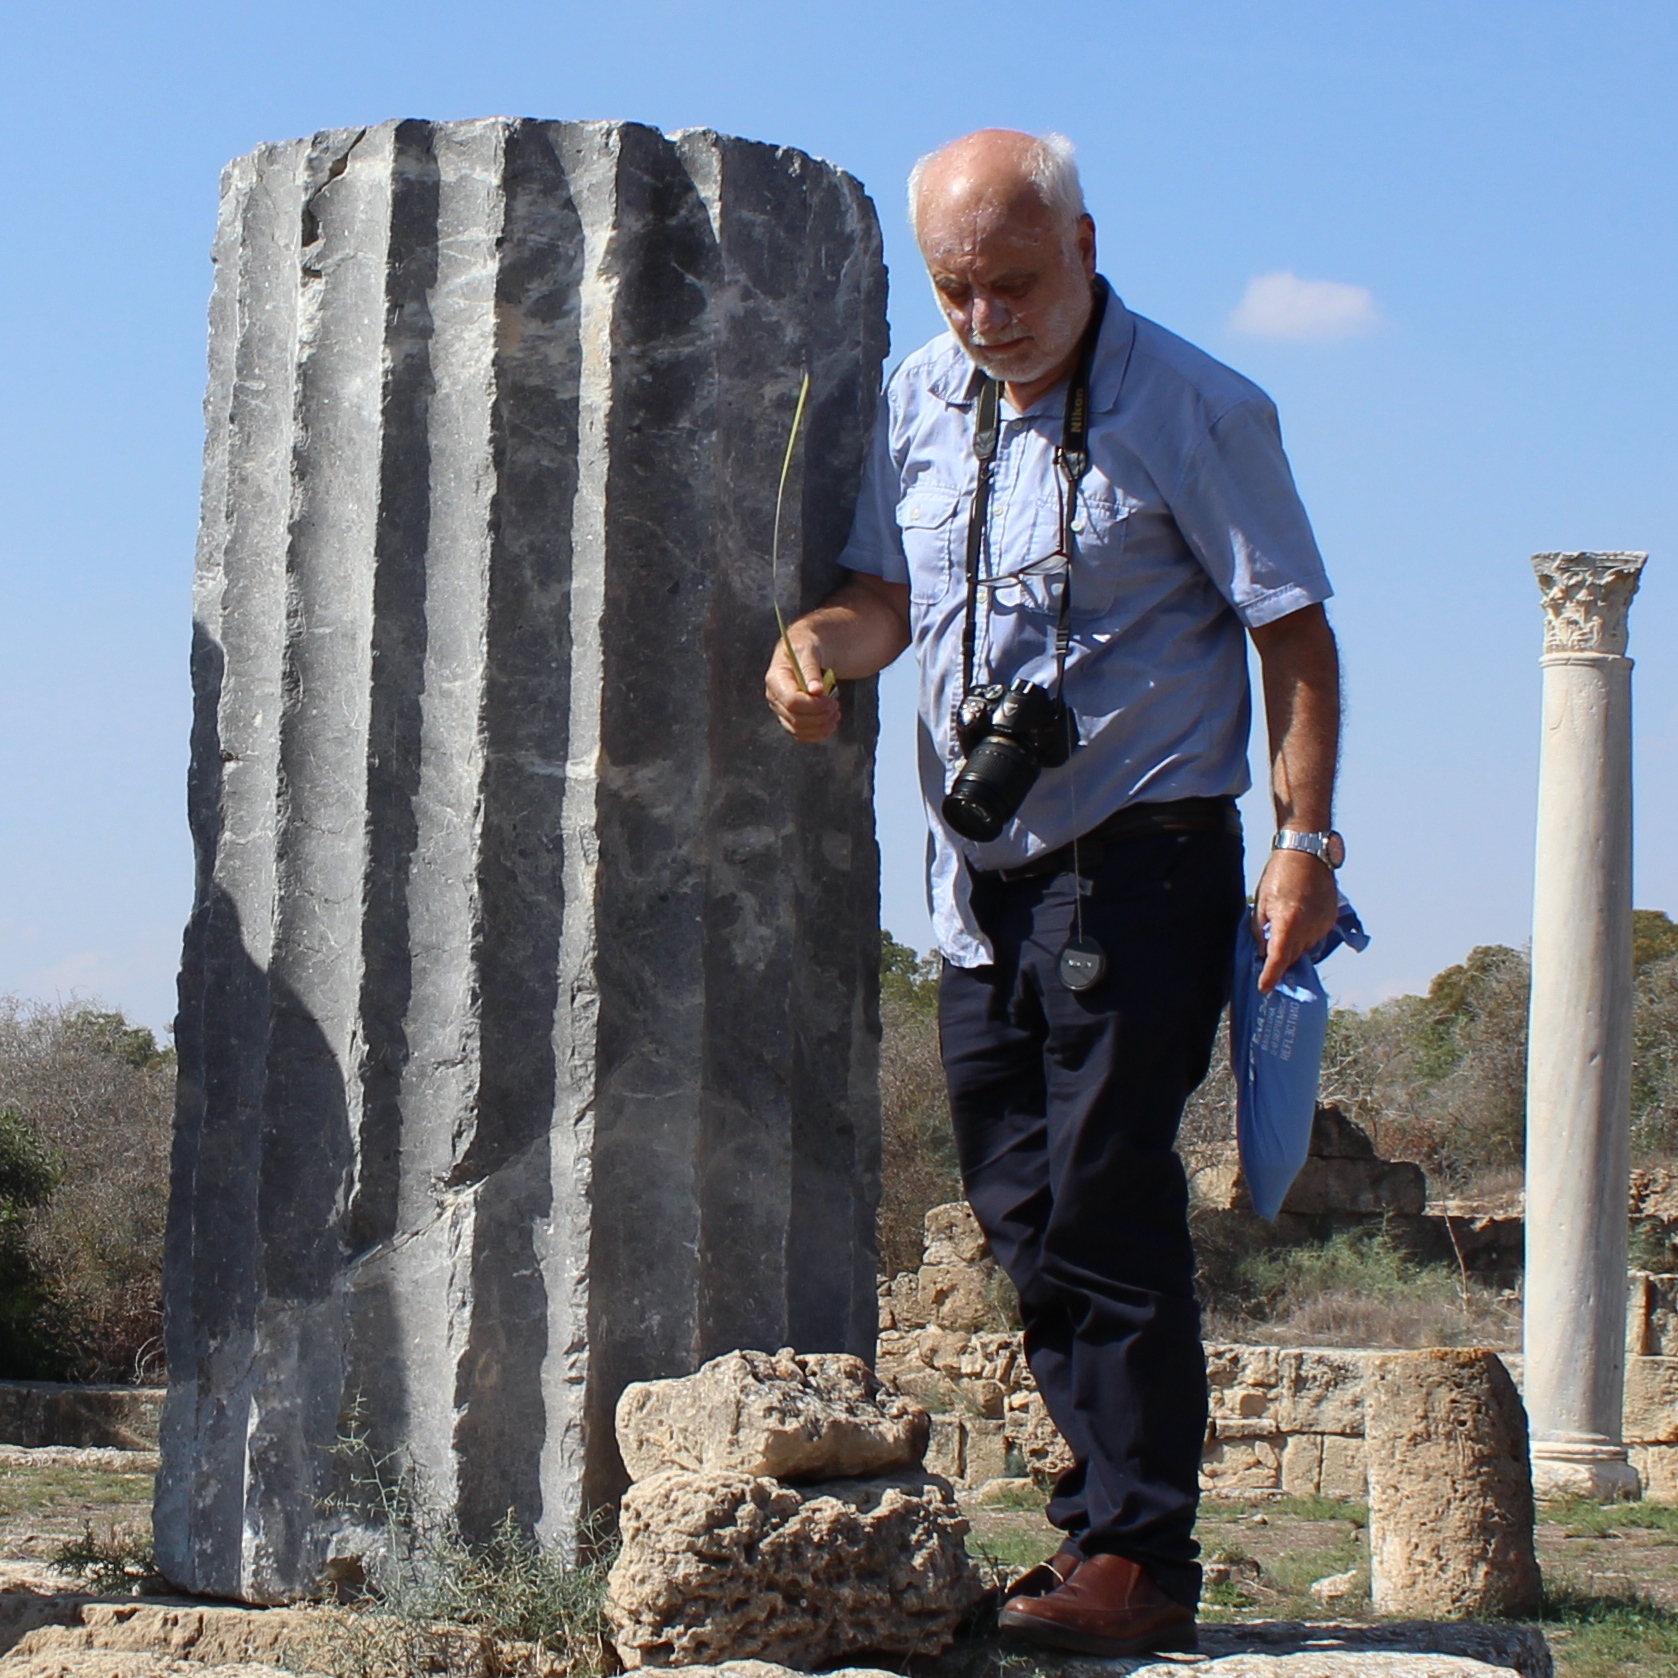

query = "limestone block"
[917,1327,973,1375]
[1281,1433,1324,1497]
[1629,1444,1678,1501]
[1366,1350,1541,1618]
[605,1469,981,1667]
[1213,1384,1276,1422]
[1008,1391,1074,1483]
[1177,1622,1550,1678]
[892,1368,958,1411]
[924,1415,963,1481]
[1207,1343,1282,1402]
[922,1201,989,1268]
[1321,1434,1370,1500]
[1644,1442,1678,1505]
[887,1273,930,1331]
[628,1667,897,1678]
[1277,1348,1368,1435]
[160,117,888,1604]
[1125,1658,1522,1677]
[615,1349,928,1484]
[1215,1417,1283,1440]
[1199,1435,1284,1492]
[0,1603,321,1671]
[919,1263,994,1333]
[1622,1354,1678,1444]
[962,1418,1010,1485]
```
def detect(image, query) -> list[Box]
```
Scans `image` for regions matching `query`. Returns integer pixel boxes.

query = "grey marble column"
[1524,550,1647,1501]
[158,119,889,1602]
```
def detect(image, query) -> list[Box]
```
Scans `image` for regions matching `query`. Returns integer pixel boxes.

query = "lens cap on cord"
[1058,935,1107,993]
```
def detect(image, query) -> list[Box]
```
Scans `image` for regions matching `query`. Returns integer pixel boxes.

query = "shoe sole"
[997,1610,1198,1658]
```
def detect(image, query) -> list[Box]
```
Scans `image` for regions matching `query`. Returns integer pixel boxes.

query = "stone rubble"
[879,1200,1678,1501]
[615,1348,929,1483]
[607,1469,979,1668]
[605,1348,980,1670]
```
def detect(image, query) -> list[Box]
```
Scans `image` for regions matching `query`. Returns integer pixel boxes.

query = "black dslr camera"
[942,679,1074,843]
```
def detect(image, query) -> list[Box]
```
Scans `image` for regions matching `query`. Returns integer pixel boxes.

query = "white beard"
[962,284,1091,387]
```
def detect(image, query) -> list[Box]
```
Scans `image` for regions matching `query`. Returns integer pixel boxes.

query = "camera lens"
[942,735,1042,842]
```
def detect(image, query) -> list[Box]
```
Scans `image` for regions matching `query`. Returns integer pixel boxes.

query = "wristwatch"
[1273,829,1346,870]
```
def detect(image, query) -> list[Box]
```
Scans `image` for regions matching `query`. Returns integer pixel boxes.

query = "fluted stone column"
[1524,550,1647,1500]
[159,119,889,1602]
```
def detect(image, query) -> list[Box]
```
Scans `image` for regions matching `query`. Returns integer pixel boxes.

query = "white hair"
[907,131,1086,238]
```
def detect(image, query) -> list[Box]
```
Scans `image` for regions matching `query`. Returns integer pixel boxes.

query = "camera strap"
[959,277,1110,702]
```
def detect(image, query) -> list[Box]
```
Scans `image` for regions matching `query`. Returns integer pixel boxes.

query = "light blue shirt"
[839,282,1333,967]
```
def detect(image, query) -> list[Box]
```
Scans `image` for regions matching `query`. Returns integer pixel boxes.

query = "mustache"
[968,326,1027,347]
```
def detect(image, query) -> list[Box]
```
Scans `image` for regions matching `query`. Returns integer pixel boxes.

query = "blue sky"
[1,0,1674,1032]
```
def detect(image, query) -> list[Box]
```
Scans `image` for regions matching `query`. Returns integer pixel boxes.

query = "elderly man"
[765,130,1341,1656]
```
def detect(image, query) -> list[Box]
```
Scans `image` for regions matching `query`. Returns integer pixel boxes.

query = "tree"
[877,932,959,1278]
[0,1108,66,1378]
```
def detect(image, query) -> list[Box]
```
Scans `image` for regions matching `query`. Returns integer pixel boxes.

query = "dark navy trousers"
[938,826,1244,1610]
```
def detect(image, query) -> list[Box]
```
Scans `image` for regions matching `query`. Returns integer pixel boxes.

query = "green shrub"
[0,997,173,1381]
[0,1107,67,1378]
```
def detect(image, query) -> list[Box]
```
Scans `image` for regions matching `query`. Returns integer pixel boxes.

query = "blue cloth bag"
[1229,897,1370,1221]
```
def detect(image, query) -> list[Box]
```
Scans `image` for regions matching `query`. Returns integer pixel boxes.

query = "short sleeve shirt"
[838,282,1333,967]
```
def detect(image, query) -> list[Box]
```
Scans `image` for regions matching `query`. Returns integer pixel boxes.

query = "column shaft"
[1523,551,1646,1500]
[160,119,889,1601]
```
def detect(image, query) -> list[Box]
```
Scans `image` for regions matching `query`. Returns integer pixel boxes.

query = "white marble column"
[1524,550,1647,1500]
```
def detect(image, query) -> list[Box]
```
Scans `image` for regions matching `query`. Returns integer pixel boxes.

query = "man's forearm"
[1251,604,1340,831]
[788,572,912,679]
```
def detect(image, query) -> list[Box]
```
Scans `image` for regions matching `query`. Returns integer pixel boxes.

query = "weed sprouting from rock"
[316,1420,617,1678]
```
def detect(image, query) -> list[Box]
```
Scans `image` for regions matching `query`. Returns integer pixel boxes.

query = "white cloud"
[1229,270,1382,343]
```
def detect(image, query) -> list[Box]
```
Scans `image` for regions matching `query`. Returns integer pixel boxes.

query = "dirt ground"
[6,1463,1678,1676]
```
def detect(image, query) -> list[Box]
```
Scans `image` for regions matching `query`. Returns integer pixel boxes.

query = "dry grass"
[1202,1226,1520,1350]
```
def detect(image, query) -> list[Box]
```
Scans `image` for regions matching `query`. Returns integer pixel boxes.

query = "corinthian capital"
[1532,551,1647,656]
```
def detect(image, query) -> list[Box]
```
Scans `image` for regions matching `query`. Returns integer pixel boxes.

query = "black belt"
[977,796,1240,883]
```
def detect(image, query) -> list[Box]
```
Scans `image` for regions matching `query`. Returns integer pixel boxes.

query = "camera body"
[942,679,1074,843]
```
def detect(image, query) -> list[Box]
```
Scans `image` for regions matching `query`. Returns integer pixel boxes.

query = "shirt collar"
[924,276,1137,416]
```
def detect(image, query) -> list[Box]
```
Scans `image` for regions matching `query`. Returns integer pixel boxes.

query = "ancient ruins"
[160,118,888,1602]
[116,106,1669,1678]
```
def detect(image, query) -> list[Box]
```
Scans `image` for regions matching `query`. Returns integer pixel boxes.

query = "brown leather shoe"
[1001,1540,1081,1601]
[997,1551,1196,1656]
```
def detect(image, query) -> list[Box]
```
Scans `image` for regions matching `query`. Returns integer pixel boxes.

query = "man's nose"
[970,293,1015,334]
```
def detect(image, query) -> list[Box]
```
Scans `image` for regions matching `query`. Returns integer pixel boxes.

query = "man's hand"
[764,573,911,743]
[766,630,842,742]
[1253,848,1339,993]
[1248,602,1342,993]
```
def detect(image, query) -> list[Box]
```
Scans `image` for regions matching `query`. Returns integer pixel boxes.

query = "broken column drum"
[159,119,889,1602]
[1524,550,1647,1500]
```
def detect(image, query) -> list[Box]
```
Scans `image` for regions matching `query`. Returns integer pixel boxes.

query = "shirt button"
[1071,518,1086,533]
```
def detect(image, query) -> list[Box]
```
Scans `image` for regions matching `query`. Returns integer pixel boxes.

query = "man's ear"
[1077,214,1097,277]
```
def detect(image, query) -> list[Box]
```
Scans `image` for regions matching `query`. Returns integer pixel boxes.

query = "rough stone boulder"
[605,1468,982,1668]
[1366,1349,1542,1619]
[615,1348,929,1483]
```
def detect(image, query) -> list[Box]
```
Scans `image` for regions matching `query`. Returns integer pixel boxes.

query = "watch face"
[1325,831,1347,869]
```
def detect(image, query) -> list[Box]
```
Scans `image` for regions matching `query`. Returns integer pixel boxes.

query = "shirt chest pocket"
[895,485,963,605]
[1022,489,1132,621]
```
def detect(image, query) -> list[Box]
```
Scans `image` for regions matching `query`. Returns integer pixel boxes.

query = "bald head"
[908,129,1085,247]
[907,130,1097,405]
